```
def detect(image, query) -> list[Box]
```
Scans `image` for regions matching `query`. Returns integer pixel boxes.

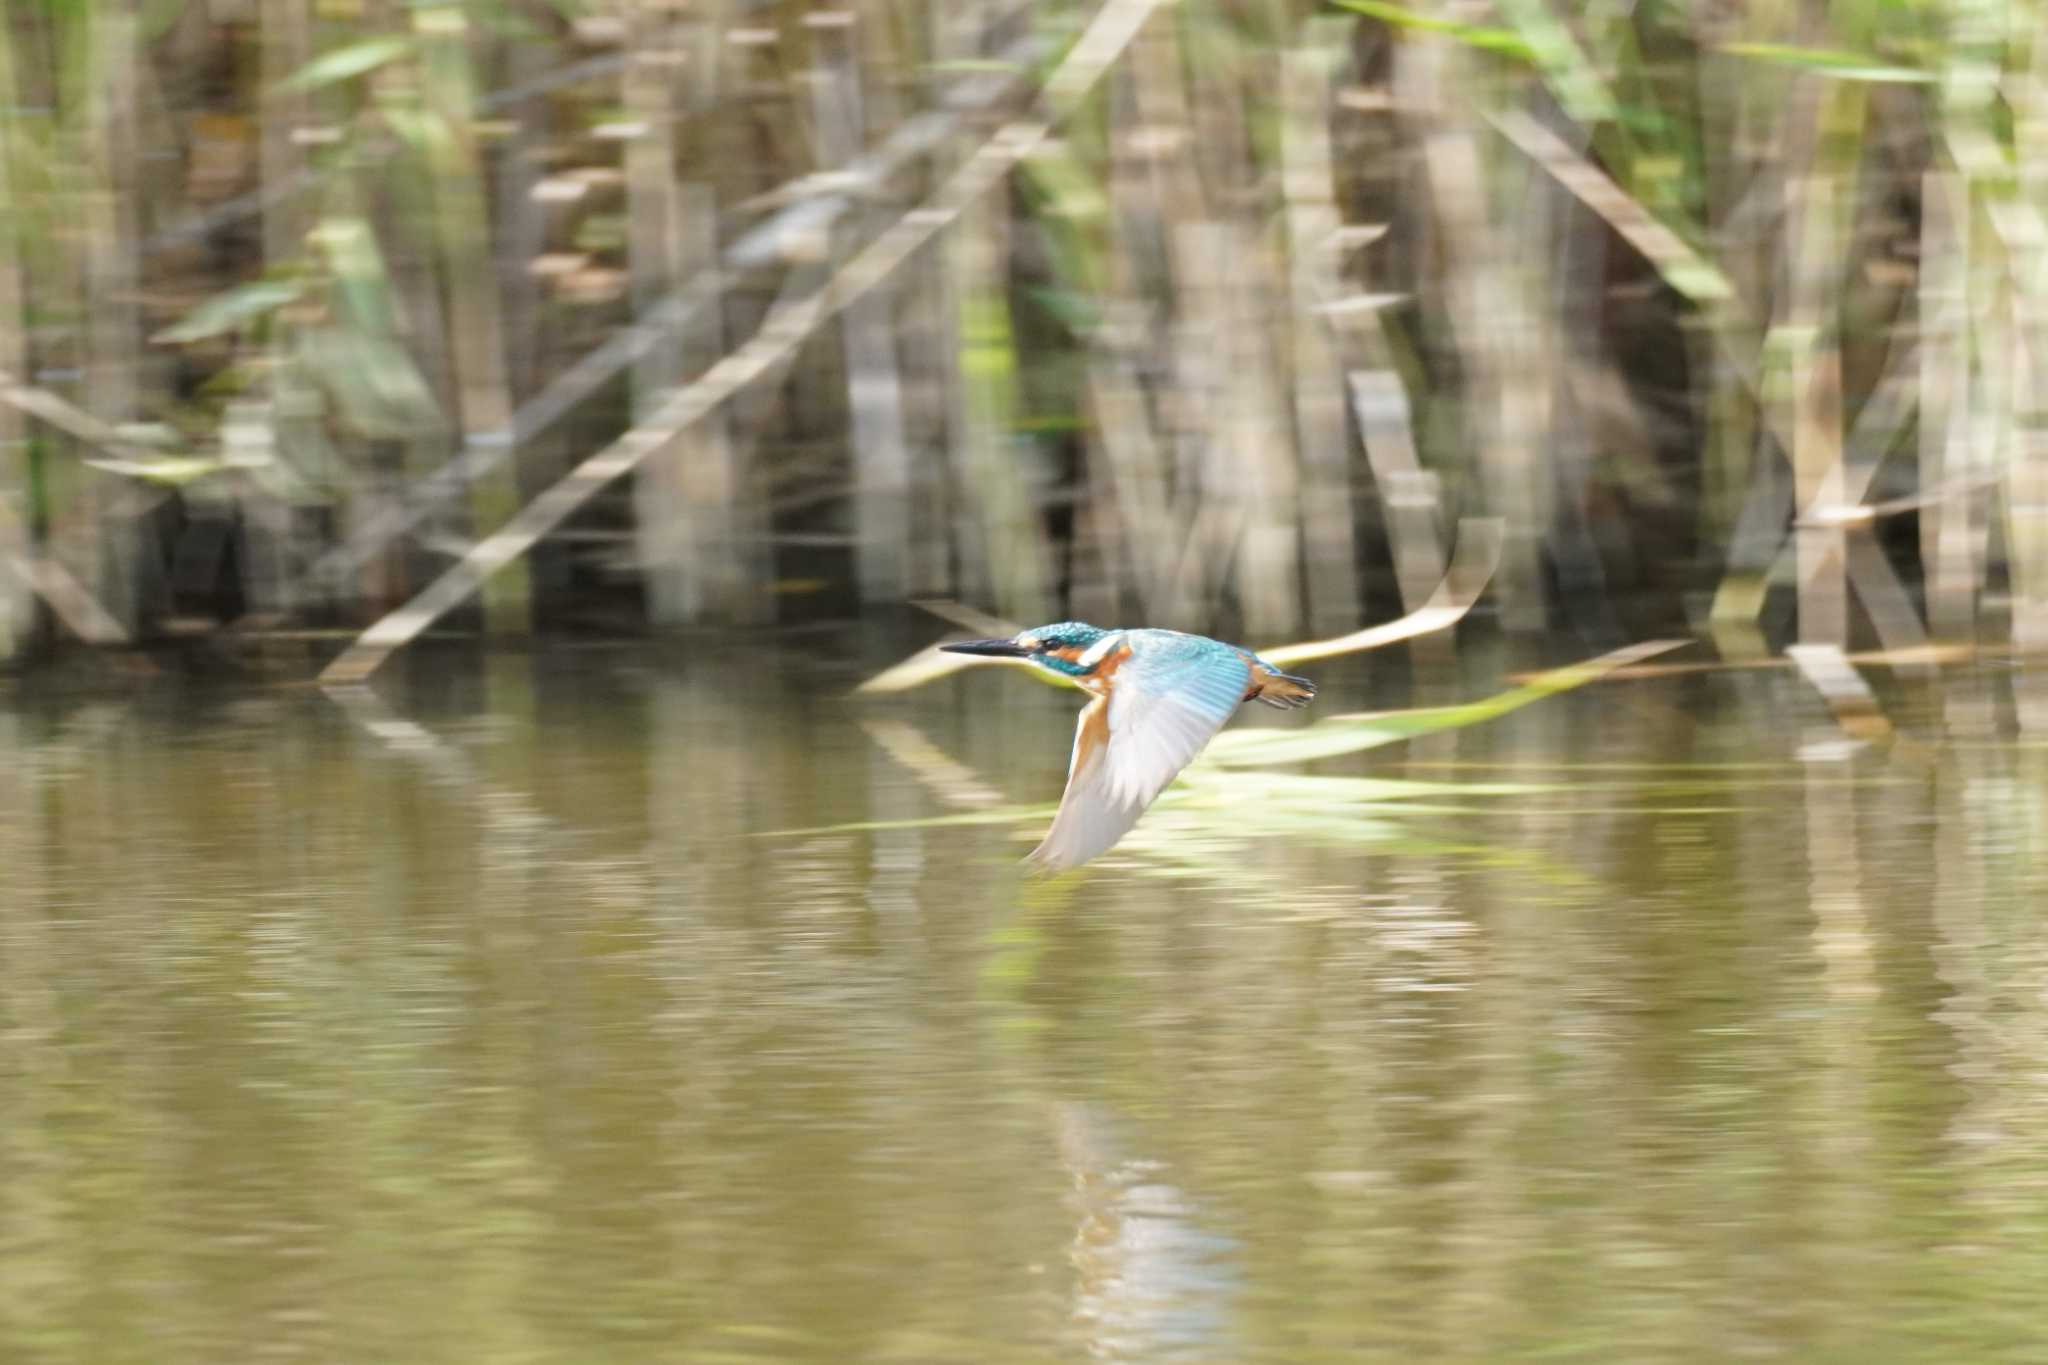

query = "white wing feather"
[1029,633,1251,870]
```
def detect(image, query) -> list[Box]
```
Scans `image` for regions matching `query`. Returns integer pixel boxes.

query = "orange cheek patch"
[1071,641,1130,695]
[1091,643,1133,678]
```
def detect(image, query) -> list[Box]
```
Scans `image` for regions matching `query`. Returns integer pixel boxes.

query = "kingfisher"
[941,623,1317,871]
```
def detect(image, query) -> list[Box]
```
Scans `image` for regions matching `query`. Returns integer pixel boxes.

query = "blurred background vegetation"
[0,0,2032,672]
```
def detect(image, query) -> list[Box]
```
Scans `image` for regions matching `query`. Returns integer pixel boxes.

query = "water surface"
[2,641,2046,1362]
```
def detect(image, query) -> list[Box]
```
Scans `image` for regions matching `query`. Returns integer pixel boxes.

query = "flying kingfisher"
[941,623,1317,871]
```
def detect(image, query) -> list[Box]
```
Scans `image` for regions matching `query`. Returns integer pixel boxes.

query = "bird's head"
[940,621,1119,678]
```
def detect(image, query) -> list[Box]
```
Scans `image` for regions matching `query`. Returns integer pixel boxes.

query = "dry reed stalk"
[1344,367,1445,616]
[2007,28,2048,649]
[933,0,1048,621]
[1320,211,1444,620]
[1083,352,1174,616]
[0,502,131,645]
[1707,435,1792,631]
[1158,218,1239,620]
[847,515,1498,696]
[1082,55,1181,620]
[1256,515,1500,667]
[247,0,318,621]
[1277,25,1359,634]
[0,374,181,465]
[293,27,1040,607]
[625,2,700,624]
[484,10,554,619]
[73,0,147,633]
[1840,535,1931,670]
[1701,58,1857,636]
[1785,345,1931,667]
[1921,171,1976,638]
[1067,467,1123,625]
[1690,29,1765,556]
[1787,174,1849,646]
[318,0,1172,683]
[897,276,957,600]
[416,3,528,634]
[1215,222,1303,638]
[1545,212,1618,635]
[492,21,550,407]
[261,0,313,267]
[679,182,772,624]
[1127,12,1227,626]
[1486,108,1731,306]
[812,10,914,605]
[1695,25,1818,632]
[947,195,1052,620]
[0,27,30,663]
[1179,20,1300,636]
[1403,42,1548,630]
[0,369,140,644]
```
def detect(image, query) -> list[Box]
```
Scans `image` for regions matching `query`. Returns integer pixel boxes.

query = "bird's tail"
[1254,669,1317,710]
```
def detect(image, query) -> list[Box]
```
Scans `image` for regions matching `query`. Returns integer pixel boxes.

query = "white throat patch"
[1076,632,1124,669]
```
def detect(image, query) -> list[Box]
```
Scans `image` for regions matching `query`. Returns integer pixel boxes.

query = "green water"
[2,643,2046,1363]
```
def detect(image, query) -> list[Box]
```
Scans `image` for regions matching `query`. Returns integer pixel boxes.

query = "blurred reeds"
[0,0,2038,668]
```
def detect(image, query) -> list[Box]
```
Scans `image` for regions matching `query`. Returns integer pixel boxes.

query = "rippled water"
[2,639,2046,1363]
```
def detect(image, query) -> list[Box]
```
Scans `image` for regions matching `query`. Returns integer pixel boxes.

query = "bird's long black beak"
[940,637,1031,658]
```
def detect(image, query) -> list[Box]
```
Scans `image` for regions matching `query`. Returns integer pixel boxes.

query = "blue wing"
[1030,631,1251,870]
